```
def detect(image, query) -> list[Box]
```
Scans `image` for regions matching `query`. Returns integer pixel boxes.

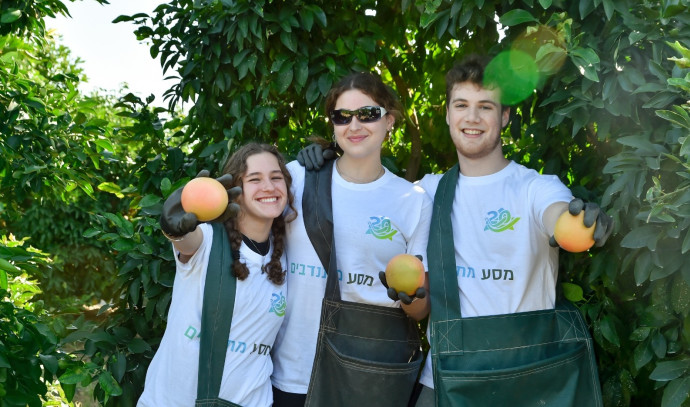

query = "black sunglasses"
[329,106,388,125]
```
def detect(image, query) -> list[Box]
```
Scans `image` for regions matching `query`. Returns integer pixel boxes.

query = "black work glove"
[378,255,426,305]
[160,170,242,238]
[296,143,338,171]
[549,198,614,248]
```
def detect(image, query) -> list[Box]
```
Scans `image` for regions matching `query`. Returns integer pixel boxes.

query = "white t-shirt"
[138,223,287,407]
[270,160,433,394]
[417,161,572,389]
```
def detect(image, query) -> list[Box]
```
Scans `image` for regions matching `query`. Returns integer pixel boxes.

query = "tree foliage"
[3,0,690,406]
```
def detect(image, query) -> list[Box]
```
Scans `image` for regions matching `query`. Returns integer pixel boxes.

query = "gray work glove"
[160,170,242,238]
[549,198,614,248]
[378,255,426,305]
[296,143,338,171]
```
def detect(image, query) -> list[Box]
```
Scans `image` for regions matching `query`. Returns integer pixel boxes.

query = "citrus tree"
[1,0,181,404]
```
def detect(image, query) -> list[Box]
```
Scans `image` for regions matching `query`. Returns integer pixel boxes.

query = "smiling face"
[333,89,394,161]
[237,151,288,230]
[446,82,510,163]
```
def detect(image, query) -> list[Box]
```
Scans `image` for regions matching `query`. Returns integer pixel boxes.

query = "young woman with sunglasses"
[138,143,296,407]
[271,72,432,406]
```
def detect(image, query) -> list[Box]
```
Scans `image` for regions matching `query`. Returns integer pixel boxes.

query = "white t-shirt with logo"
[270,160,433,394]
[137,223,287,407]
[417,161,573,389]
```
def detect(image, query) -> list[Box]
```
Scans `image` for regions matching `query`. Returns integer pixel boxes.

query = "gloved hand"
[549,198,614,248]
[296,143,338,170]
[379,255,426,305]
[160,170,242,238]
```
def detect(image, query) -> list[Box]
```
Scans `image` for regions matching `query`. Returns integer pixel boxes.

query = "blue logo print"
[484,208,520,232]
[366,216,398,240]
[269,292,286,316]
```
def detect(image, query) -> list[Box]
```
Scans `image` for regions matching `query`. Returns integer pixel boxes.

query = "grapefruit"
[553,211,595,253]
[385,254,425,295]
[181,177,229,221]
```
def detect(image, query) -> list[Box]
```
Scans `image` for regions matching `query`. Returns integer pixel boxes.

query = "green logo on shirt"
[366,216,398,240]
[484,208,520,232]
[270,292,286,316]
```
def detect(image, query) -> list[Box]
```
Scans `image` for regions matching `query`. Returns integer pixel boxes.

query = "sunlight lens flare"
[484,50,540,106]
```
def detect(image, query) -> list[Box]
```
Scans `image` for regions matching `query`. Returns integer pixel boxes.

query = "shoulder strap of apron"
[302,160,340,301]
[427,165,463,323]
[197,222,236,400]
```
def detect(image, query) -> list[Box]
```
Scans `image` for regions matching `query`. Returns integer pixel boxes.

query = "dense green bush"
[0,236,84,406]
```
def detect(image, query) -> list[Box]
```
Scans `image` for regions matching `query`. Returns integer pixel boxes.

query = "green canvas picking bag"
[427,164,603,407]
[195,223,241,407]
[302,160,423,407]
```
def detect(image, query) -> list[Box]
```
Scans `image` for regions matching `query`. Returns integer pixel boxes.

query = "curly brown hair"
[221,142,296,285]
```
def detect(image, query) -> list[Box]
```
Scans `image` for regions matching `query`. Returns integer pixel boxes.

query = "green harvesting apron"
[195,223,241,407]
[427,164,603,407]
[303,160,423,407]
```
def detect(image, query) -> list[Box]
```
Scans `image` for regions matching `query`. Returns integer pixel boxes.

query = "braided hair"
[221,143,296,285]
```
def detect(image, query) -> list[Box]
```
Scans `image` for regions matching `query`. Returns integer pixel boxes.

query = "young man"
[412,55,613,405]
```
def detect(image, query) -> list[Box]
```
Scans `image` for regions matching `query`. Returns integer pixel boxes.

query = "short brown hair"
[445,55,508,111]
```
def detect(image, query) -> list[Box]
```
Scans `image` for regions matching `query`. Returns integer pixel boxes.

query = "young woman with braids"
[138,143,296,407]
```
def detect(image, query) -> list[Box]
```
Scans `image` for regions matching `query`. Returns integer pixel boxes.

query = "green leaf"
[651,360,690,382]
[161,178,172,196]
[651,331,667,358]
[683,229,690,254]
[98,182,124,198]
[39,354,58,374]
[570,47,600,82]
[112,238,135,252]
[98,371,123,397]
[661,376,690,407]
[1,9,22,23]
[127,338,152,354]
[0,258,19,273]
[200,140,226,158]
[629,30,646,45]
[110,352,127,382]
[667,41,690,60]
[275,63,294,94]
[139,194,162,208]
[622,225,658,249]
[499,9,537,26]
[656,109,690,130]
[634,340,654,370]
[562,282,584,302]
[633,260,651,285]
[280,31,296,52]
[602,0,614,20]
[600,315,620,347]
[630,327,652,342]
[83,228,101,238]
[59,366,91,385]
